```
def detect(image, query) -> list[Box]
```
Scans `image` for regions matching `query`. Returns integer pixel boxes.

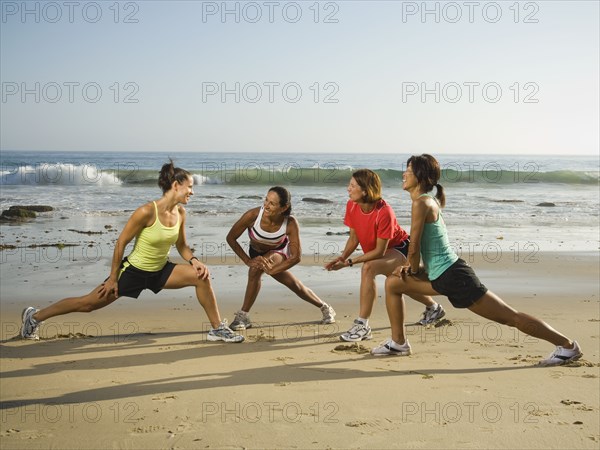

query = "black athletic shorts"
[114,258,177,299]
[431,258,488,308]
[249,238,289,259]
[391,239,410,258]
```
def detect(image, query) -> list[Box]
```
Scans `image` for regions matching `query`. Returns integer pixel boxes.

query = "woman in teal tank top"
[372,154,581,366]
[20,161,243,343]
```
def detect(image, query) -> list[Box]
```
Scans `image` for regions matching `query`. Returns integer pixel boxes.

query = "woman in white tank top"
[226,186,337,330]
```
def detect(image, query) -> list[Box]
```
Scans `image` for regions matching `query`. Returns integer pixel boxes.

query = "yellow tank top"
[127,202,180,272]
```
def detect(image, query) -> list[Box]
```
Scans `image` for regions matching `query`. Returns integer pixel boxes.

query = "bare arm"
[263,217,301,276]
[396,197,429,277]
[324,228,360,271]
[99,203,153,298]
[346,236,389,266]
[175,206,210,280]
[226,208,260,266]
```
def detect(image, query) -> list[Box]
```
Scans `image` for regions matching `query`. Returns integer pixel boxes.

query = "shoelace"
[347,323,362,334]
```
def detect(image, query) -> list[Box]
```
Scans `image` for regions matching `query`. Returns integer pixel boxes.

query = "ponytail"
[434,183,446,208]
[158,159,192,194]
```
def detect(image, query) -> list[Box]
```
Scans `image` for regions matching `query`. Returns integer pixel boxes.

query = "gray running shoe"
[230,310,252,331]
[320,303,336,324]
[419,304,446,325]
[208,320,245,343]
[21,307,41,340]
[371,339,412,356]
[340,319,372,342]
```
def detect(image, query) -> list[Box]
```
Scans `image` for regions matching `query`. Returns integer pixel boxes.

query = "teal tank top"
[418,193,458,280]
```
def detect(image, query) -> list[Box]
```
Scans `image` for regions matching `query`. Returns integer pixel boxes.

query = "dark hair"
[268,186,292,216]
[158,159,192,194]
[352,169,382,203]
[406,154,446,207]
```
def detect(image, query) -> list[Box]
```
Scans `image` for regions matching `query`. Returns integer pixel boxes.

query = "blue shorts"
[391,239,410,258]
[431,258,488,308]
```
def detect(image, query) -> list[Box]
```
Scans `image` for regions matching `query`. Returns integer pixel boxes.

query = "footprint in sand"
[132,425,164,434]
[345,419,391,434]
[332,344,370,354]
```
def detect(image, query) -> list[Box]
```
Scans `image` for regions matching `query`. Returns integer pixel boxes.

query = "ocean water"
[1,151,599,256]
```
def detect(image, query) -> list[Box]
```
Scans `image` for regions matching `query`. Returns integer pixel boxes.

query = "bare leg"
[468,291,573,348]
[384,277,407,344]
[271,270,323,307]
[34,285,118,322]
[163,264,222,328]
[239,266,263,312]
[359,250,435,319]
[385,273,440,343]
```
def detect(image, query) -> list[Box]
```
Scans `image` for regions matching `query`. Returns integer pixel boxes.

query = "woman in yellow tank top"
[20,160,243,343]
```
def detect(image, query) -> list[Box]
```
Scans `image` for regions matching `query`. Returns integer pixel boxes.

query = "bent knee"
[361,260,377,277]
[196,276,212,286]
[248,267,263,279]
[385,274,405,291]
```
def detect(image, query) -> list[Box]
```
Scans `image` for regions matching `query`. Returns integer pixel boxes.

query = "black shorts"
[391,239,410,258]
[249,238,289,259]
[431,258,488,308]
[115,259,176,299]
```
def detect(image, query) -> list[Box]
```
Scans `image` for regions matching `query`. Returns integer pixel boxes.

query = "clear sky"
[1,0,598,155]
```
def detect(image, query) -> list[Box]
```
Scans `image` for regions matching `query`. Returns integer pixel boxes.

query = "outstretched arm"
[226,208,260,266]
[325,228,360,271]
[100,203,152,298]
[175,206,210,280]
[262,217,301,275]
[396,198,428,277]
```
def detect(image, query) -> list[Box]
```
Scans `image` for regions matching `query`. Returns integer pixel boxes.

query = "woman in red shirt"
[325,169,443,342]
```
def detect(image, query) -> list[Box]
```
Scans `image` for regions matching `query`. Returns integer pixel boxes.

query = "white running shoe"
[419,304,446,325]
[371,339,412,356]
[340,319,372,342]
[320,303,336,324]
[208,320,245,343]
[21,307,41,340]
[539,341,582,366]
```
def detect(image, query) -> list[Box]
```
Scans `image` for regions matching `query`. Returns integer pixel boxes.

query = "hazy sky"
[1,0,598,154]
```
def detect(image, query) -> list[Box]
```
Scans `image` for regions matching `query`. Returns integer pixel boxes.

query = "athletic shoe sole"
[371,348,411,356]
[539,352,583,366]
[207,334,245,343]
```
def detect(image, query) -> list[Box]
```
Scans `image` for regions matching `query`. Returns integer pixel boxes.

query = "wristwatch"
[347,258,353,267]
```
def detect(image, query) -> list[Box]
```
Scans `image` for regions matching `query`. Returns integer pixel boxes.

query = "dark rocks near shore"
[68,229,104,235]
[237,195,262,200]
[0,205,54,222]
[302,198,334,204]
[326,231,350,236]
[536,202,556,207]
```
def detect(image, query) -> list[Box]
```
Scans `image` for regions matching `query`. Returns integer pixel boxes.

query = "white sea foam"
[0,164,122,186]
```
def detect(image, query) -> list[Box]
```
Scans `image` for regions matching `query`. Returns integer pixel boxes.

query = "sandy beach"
[1,246,598,449]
